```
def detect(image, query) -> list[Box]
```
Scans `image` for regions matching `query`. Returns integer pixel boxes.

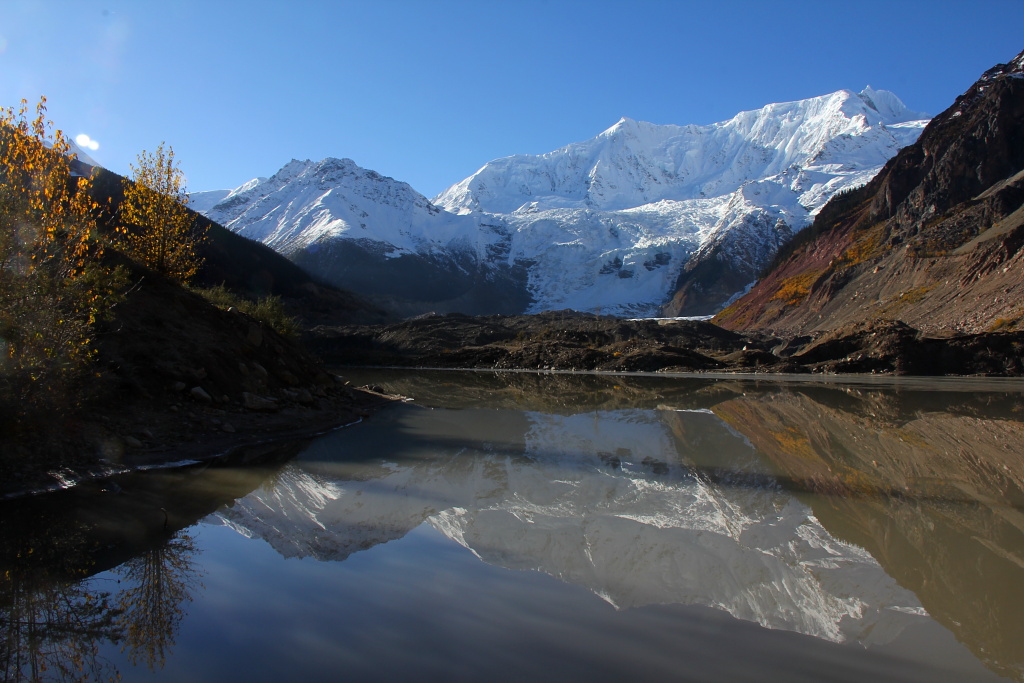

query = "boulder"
[190,386,213,403]
[242,392,278,412]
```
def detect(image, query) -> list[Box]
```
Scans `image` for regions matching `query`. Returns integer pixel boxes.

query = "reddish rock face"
[716,50,1024,337]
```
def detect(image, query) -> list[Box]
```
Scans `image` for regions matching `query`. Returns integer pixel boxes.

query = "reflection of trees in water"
[0,579,123,683]
[0,532,123,683]
[0,527,203,681]
[115,530,203,670]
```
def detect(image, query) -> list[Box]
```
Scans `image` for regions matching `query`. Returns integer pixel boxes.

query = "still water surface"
[3,370,1024,682]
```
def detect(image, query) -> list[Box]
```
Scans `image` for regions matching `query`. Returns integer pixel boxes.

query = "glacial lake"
[3,369,1024,682]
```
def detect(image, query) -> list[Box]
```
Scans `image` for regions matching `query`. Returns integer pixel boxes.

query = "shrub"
[770,269,823,307]
[192,283,298,337]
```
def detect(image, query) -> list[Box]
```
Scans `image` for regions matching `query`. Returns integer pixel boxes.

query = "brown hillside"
[715,50,1024,337]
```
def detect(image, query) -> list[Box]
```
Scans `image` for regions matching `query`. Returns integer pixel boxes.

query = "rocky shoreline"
[1,377,404,501]
[8,305,1020,500]
[309,312,1024,377]
[0,263,403,501]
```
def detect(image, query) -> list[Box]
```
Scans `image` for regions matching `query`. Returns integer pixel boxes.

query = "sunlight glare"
[75,133,100,151]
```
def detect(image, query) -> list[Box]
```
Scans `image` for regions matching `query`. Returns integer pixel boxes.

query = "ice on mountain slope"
[434,88,927,215]
[502,186,804,314]
[195,157,495,259]
[188,188,233,214]
[194,87,928,316]
[437,87,927,314]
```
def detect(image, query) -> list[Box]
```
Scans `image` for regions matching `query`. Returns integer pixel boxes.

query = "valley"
[4,47,1023,501]
[3,9,1024,682]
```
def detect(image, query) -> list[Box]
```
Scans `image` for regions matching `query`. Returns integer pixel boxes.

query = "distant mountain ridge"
[193,87,928,317]
[435,87,926,215]
[715,49,1024,336]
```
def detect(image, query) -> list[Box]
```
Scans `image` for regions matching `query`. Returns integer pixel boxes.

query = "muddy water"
[2,370,1023,682]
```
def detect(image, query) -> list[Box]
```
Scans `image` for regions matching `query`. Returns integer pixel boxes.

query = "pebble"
[190,386,213,403]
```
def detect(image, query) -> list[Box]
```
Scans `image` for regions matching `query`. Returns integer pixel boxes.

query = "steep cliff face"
[715,50,1024,336]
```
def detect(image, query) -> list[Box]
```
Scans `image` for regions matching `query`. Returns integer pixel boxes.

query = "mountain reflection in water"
[2,370,1023,682]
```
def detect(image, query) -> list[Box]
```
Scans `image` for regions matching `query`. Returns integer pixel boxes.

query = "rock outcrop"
[714,50,1024,337]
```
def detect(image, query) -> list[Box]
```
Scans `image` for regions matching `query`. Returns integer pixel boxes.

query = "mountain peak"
[980,48,1024,82]
[199,86,932,318]
[436,87,927,216]
[64,138,100,168]
[602,116,639,134]
[855,86,929,123]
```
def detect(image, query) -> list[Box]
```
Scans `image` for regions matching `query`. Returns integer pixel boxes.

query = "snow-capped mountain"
[194,87,928,316]
[435,87,926,215]
[192,157,530,315]
[199,158,482,255]
[66,138,101,168]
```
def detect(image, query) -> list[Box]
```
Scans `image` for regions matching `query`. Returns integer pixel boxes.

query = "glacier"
[193,87,928,317]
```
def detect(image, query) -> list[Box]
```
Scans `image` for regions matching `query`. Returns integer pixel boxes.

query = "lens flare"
[75,134,100,151]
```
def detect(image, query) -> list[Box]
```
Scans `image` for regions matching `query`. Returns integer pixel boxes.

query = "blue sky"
[2,0,1022,198]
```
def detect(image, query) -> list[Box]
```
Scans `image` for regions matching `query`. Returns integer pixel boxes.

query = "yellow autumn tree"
[0,97,109,398]
[118,143,205,283]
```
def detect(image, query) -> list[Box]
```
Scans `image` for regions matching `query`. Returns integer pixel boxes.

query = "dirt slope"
[715,50,1024,337]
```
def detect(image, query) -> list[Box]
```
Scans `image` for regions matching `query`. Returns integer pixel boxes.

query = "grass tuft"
[192,283,299,337]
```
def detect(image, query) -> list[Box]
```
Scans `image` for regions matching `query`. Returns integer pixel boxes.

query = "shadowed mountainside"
[82,163,389,327]
[1,161,392,496]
